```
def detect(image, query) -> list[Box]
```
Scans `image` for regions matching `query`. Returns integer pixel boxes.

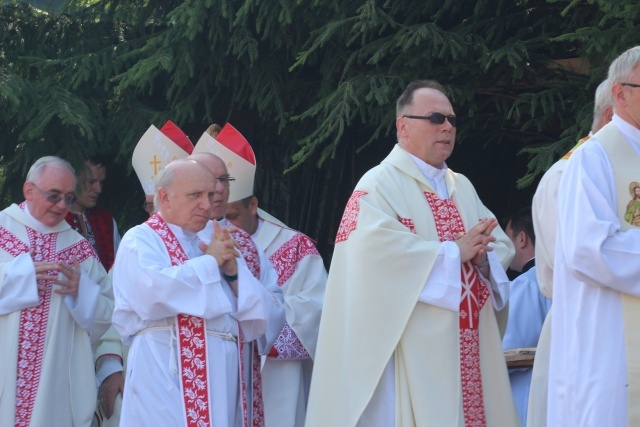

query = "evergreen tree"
[1,0,639,259]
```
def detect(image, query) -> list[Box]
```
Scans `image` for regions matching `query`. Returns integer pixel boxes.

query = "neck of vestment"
[594,120,640,427]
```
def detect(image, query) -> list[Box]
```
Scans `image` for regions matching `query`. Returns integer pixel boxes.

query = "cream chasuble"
[305,145,518,427]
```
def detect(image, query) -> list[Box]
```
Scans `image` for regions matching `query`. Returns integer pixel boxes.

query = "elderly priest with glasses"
[306,80,518,427]
[0,156,113,427]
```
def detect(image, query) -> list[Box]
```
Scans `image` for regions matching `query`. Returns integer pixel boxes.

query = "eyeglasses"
[214,176,235,187]
[143,201,154,211]
[403,113,457,127]
[30,183,77,206]
[622,83,640,89]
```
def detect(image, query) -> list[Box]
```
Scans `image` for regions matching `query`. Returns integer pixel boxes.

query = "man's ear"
[23,181,33,201]
[158,188,170,208]
[250,196,259,216]
[518,230,528,249]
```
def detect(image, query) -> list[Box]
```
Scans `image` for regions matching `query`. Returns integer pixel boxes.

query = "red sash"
[146,214,213,427]
[224,220,264,427]
[4,202,96,427]
[267,232,318,360]
[425,193,490,427]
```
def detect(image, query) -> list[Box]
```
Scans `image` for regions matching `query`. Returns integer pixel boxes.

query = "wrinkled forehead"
[35,166,77,191]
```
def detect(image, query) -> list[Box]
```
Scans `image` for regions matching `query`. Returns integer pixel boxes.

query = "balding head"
[155,159,215,232]
[188,152,230,219]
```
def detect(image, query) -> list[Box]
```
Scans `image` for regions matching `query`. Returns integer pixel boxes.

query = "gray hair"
[153,161,178,209]
[26,156,75,184]
[396,80,449,118]
[607,46,640,86]
[592,79,614,131]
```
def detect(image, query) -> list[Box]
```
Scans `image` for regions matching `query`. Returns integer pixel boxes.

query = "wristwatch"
[223,272,238,282]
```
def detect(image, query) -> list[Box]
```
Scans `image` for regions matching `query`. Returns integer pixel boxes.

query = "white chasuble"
[305,144,518,427]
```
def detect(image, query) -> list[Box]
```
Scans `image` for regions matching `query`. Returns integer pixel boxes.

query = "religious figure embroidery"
[625,181,640,227]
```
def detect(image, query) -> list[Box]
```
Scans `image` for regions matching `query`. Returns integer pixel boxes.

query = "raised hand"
[454,218,498,264]
[55,256,82,297]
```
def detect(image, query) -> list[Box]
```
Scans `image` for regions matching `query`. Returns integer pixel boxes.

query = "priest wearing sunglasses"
[307,80,518,427]
[0,156,113,426]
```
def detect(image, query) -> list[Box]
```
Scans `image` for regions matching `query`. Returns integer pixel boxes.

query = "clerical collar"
[407,153,449,199]
[522,257,535,273]
[23,203,56,233]
[612,114,640,157]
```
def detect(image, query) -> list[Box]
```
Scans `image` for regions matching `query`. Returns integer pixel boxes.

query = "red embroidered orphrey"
[146,214,213,427]
[2,205,96,427]
[425,192,490,427]
[267,233,318,360]
[335,190,368,243]
[225,220,264,427]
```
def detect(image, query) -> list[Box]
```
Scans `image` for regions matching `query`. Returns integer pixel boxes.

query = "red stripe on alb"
[425,192,490,427]
[146,214,212,427]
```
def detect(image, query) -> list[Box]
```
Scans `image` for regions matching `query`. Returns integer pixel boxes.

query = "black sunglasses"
[403,113,457,128]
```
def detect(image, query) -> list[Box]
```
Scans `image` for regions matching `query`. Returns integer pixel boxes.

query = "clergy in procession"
[0,156,114,427]
[528,78,613,427]
[306,80,518,427]
[92,121,196,427]
[220,132,326,427]
[112,156,284,426]
[501,207,551,426]
[548,46,640,426]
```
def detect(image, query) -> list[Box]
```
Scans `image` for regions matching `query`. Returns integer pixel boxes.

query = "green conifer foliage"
[1,0,640,259]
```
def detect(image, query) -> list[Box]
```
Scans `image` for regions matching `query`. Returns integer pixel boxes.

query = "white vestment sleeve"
[558,141,640,295]
[95,355,123,387]
[485,251,510,311]
[0,253,39,314]
[419,242,509,311]
[63,272,100,332]
[418,241,462,311]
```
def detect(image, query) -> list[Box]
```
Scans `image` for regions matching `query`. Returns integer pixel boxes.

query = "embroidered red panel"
[425,192,490,427]
[146,214,212,427]
[335,190,367,243]
[398,216,416,234]
[266,232,317,359]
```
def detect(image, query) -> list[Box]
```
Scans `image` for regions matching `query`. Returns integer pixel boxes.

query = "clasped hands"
[454,217,497,266]
[199,220,241,294]
[32,252,81,297]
